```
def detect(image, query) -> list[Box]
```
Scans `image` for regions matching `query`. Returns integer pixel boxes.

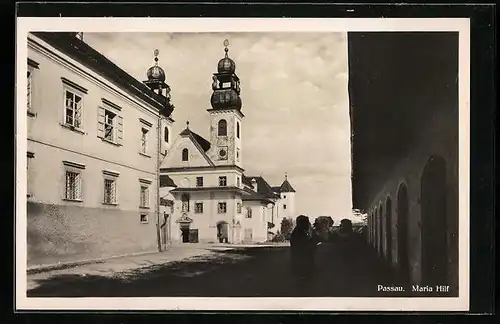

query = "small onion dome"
[217,40,235,74]
[146,49,166,82]
[218,56,236,74]
[210,89,242,110]
[147,65,166,82]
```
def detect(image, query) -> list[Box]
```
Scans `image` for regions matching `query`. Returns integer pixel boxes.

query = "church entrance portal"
[217,221,229,243]
[180,224,190,243]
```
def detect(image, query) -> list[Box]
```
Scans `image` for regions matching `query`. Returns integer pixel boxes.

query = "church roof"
[246,176,280,199]
[279,179,296,193]
[159,174,177,188]
[179,127,211,152]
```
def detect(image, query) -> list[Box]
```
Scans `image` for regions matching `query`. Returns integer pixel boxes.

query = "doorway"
[397,183,410,282]
[180,223,190,243]
[385,197,393,264]
[217,221,229,243]
[421,155,448,285]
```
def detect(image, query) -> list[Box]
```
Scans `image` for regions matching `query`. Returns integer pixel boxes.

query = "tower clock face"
[218,146,228,160]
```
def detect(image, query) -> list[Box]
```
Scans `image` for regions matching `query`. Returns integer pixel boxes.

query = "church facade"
[157,41,296,244]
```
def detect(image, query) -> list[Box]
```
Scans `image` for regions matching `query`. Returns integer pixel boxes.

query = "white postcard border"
[15,17,470,312]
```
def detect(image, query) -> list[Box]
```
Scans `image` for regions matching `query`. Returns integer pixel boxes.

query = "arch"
[385,196,393,264]
[397,182,410,282]
[182,148,188,161]
[218,119,227,136]
[374,207,379,250]
[236,122,240,138]
[164,126,169,143]
[378,202,384,257]
[421,155,448,285]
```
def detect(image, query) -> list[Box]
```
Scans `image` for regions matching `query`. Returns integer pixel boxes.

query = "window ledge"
[139,152,151,158]
[140,221,149,224]
[27,110,37,117]
[62,198,83,203]
[60,123,86,135]
[100,137,122,147]
[139,206,150,209]
[102,202,119,206]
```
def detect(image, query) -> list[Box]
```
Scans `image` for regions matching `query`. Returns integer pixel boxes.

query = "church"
[155,40,297,244]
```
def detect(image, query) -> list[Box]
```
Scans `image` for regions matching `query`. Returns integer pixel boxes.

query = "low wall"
[27,202,158,267]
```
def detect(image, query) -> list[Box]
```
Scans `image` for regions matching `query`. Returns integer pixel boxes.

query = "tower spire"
[210,39,242,111]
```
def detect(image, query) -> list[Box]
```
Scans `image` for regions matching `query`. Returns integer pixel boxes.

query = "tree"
[280,218,294,240]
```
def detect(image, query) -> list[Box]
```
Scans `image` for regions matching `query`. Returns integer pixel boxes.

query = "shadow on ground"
[27,241,457,298]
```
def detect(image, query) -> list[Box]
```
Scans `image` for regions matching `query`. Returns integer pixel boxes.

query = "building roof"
[246,176,280,199]
[179,127,211,152]
[278,179,296,193]
[159,174,177,188]
[242,175,255,189]
[31,32,173,117]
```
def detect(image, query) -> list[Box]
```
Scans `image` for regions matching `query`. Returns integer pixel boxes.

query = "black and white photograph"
[16,17,470,311]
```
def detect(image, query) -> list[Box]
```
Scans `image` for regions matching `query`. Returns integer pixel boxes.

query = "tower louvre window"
[236,122,240,138]
[164,126,169,143]
[182,148,189,161]
[218,119,227,136]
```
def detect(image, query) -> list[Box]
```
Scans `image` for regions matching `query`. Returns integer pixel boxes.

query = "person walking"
[290,215,320,295]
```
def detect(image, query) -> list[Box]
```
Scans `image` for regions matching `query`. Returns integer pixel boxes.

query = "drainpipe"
[155,87,163,252]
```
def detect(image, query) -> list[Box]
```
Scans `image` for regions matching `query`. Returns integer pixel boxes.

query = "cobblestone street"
[26,239,455,298]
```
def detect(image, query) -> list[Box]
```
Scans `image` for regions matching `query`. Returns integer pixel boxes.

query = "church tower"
[143,49,175,156]
[207,39,244,168]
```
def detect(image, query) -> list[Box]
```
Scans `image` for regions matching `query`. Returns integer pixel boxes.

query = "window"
[98,105,123,144]
[236,148,240,161]
[218,202,227,214]
[236,177,240,187]
[237,122,240,138]
[218,176,227,187]
[283,204,287,210]
[27,152,34,197]
[27,59,39,115]
[140,214,148,224]
[237,202,242,214]
[195,202,204,214]
[181,193,190,212]
[218,119,227,136]
[196,177,204,187]
[103,178,117,204]
[65,171,82,201]
[140,185,149,208]
[141,128,149,154]
[246,207,252,218]
[164,126,169,143]
[64,90,83,129]
[27,70,33,111]
[182,148,189,161]
[104,110,116,142]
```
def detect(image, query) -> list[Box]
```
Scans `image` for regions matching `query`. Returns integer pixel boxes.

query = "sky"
[84,32,353,222]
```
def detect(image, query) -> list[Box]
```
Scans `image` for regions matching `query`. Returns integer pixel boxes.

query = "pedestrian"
[290,215,320,295]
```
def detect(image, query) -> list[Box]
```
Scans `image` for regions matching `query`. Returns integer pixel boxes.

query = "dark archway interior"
[397,184,410,282]
[421,155,448,285]
[378,205,384,256]
[385,198,393,263]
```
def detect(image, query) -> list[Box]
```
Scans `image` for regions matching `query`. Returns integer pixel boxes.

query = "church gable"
[161,134,214,169]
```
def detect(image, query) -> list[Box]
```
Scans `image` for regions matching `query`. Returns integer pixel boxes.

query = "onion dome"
[146,49,166,82]
[210,88,242,110]
[217,39,236,74]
